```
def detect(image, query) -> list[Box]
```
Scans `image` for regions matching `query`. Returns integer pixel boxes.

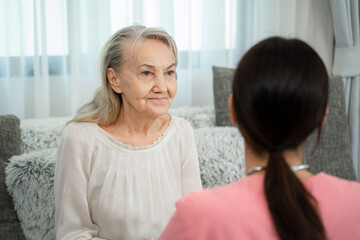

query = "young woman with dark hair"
[158,37,360,240]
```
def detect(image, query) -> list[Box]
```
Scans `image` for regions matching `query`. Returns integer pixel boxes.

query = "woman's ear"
[228,94,237,124]
[107,68,122,94]
[321,105,329,127]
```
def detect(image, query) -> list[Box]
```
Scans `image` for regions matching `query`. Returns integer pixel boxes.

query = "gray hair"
[71,25,178,126]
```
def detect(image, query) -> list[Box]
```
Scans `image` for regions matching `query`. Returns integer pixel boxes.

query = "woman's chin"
[148,105,171,118]
[145,101,171,115]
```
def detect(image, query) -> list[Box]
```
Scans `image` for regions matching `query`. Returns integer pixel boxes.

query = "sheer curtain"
[0,0,110,119]
[329,0,360,180]
[0,0,333,119]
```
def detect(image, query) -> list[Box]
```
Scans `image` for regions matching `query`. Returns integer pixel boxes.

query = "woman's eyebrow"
[165,63,176,70]
[137,64,155,69]
[137,63,176,70]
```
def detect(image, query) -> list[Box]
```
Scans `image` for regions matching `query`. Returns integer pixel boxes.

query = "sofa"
[0,67,356,239]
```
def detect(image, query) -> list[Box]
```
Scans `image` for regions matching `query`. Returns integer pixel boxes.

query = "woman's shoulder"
[176,178,256,214]
[308,173,360,237]
[61,121,98,144]
[310,172,360,194]
[306,173,360,209]
[173,188,222,221]
[170,115,194,132]
[168,177,266,234]
[63,121,97,133]
[310,172,360,187]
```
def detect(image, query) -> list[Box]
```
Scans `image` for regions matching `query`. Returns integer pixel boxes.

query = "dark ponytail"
[265,152,326,240]
[232,37,328,240]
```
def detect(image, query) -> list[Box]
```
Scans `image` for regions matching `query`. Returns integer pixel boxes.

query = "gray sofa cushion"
[0,115,21,160]
[212,66,234,126]
[212,66,355,180]
[0,115,26,240]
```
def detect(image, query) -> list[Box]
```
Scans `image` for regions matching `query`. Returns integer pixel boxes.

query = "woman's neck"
[101,108,171,146]
[245,142,313,179]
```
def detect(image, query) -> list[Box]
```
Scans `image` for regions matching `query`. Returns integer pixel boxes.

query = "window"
[0,0,238,77]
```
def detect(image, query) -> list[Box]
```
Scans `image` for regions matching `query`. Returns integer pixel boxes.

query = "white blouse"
[54,115,202,240]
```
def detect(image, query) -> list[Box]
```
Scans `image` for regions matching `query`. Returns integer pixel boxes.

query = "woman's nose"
[153,74,167,92]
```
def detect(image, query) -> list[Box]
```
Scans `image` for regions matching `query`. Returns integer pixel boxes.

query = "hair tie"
[268,146,285,153]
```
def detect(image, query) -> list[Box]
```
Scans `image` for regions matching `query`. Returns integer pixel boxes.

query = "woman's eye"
[166,71,174,76]
[142,71,151,76]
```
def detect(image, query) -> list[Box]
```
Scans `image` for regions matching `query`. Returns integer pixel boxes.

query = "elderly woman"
[54,25,202,240]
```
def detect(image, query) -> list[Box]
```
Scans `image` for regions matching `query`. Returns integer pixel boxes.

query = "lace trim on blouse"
[94,114,174,151]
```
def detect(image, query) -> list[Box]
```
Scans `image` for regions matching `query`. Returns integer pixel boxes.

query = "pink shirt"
[159,173,360,240]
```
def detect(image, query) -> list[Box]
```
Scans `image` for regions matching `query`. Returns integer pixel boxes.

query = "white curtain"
[0,0,333,119]
[329,0,360,181]
[0,0,110,119]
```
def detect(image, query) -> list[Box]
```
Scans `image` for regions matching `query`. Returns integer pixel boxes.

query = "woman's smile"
[147,97,168,103]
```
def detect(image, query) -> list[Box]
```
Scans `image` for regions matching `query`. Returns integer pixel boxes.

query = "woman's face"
[110,39,177,118]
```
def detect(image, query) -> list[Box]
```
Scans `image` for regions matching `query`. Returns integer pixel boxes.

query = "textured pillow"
[303,76,355,180]
[195,127,245,188]
[212,66,234,126]
[170,105,216,129]
[6,148,56,240]
[21,117,69,154]
[0,115,26,240]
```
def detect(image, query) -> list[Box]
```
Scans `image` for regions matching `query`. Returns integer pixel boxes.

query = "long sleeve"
[179,120,203,195]
[54,123,105,240]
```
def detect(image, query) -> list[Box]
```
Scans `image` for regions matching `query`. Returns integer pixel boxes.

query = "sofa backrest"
[0,115,26,240]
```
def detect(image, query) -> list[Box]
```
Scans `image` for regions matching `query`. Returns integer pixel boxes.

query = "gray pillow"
[212,66,355,180]
[0,115,26,240]
[169,106,216,129]
[303,76,355,180]
[21,117,69,153]
[212,66,234,126]
[6,148,56,240]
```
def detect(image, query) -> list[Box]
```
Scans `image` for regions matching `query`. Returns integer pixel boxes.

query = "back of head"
[233,37,328,150]
[232,37,328,240]
[72,25,177,125]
